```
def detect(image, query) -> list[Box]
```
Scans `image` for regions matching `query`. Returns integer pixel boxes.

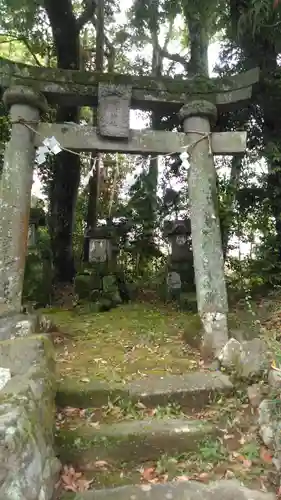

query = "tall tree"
[43,0,96,283]
[225,0,281,259]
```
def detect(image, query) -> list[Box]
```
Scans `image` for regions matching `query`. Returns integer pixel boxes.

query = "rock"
[258,399,273,426]
[239,338,270,379]
[0,313,39,341]
[61,479,276,500]
[40,315,57,333]
[258,399,281,473]
[102,275,122,305]
[0,366,11,390]
[268,369,281,390]
[218,338,241,370]
[204,360,220,371]
[258,399,278,449]
[247,383,262,408]
[0,335,60,500]
[259,424,274,448]
[74,273,98,300]
[218,337,270,380]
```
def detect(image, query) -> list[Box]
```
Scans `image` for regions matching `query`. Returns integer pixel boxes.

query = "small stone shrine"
[164,219,192,262]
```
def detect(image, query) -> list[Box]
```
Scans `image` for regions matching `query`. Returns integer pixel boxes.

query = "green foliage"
[23,227,53,307]
[237,0,279,37]
[198,438,227,463]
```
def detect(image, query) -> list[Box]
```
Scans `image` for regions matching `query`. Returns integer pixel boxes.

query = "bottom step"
[59,479,274,500]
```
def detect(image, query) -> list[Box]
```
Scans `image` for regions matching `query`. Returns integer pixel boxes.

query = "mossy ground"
[46,302,201,383]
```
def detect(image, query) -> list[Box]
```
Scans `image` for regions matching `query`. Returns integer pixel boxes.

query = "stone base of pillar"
[200,311,228,359]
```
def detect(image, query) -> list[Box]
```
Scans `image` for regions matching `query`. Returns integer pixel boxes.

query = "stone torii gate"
[0,57,259,355]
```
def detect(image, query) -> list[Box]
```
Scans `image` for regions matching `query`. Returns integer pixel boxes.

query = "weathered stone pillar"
[179,100,228,356]
[0,86,47,316]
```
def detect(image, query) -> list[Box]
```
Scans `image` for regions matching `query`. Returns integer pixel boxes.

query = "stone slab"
[0,313,39,340]
[98,83,131,138]
[0,56,259,111]
[0,334,55,377]
[36,124,247,155]
[0,334,60,500]
[60,479,275,500]
[56,378,128,408]
[56,371,233,409]
[56,417,216,465]
[128,371,233,408]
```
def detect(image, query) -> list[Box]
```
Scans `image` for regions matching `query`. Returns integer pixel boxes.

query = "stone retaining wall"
[0,314,60,500]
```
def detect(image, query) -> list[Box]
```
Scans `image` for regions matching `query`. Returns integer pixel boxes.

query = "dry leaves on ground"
[59,465,92,492]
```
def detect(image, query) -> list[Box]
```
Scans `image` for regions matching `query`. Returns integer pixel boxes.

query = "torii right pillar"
[179,100,228,358]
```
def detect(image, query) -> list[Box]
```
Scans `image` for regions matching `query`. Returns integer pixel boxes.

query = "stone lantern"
[28,207,46,249]
[164,219,192,261]
[163,219,194,294]
[85,221,131,266]
[87,226,113,264]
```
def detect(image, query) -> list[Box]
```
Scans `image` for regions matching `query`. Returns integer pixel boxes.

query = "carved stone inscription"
[89,238,112,263]
[98,83,132,139]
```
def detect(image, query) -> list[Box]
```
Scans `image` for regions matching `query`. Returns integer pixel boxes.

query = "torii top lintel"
[0,57,259,114]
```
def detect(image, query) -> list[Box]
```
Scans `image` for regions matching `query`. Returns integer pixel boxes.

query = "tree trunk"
[83,0,105,261]
[44,0,81,283]
[181,3,209,77]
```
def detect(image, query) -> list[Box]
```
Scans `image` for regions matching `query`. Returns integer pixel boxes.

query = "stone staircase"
[54,370,276,500]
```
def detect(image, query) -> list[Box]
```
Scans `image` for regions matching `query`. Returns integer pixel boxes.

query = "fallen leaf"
[64,407,81,417]
[60,465,87,492]
[136,401,146,409]
[174,475,190,482]
[142,467,156,481]
[260,446,273,464]
[242,459,252,469]
[259,478,268,493]
[223,434,235,440]
[146,408,157,417]
[93,460,109,470]
[76,478,92,491]
[90,421,100,428]
[224,470,235,479]
[196,472,210,483]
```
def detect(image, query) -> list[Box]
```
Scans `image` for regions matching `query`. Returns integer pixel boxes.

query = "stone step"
[56,371,233,409]
[56,417,217,466]
[59,479,275,500]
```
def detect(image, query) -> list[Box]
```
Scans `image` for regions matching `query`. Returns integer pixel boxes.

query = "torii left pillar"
[0,86,48,316]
